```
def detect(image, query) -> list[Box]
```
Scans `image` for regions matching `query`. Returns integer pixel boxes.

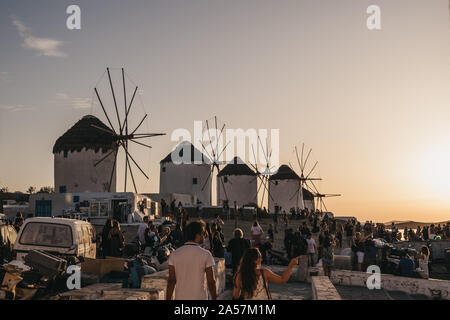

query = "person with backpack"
[227,228,251,276]
[321,231,336,278]
[212,229,225,258]
[108,220,125,257]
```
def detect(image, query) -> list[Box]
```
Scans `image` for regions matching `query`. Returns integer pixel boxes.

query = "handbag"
[261,269,272,300]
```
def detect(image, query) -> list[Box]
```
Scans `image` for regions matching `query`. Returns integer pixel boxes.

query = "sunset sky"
[1,0,450,223]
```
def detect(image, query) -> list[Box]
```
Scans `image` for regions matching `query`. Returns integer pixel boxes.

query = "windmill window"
[59,186,67,193]
[224,177,228,183]
[73,196,80,203]
[63,151,68,158]
[193,178,198,185]
[162,167,166,173]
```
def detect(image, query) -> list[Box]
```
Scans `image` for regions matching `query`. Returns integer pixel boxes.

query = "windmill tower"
[217,156,257,207]
[54,68,165,194]
[53,115,117,193]
[268,165,302,213]
[159,141,212,206]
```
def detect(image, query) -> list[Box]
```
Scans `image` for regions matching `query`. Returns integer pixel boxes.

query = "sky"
[1,0,450,223]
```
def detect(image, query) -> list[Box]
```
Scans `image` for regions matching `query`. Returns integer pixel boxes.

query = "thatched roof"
[160,141,211,164]
[302,188,314,201]
[269,165,300,181]
[53,115,116,154]
[218,157,256,177]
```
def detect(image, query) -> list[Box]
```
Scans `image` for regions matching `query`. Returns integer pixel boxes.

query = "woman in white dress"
[233,248,300,300]
[417,245,430,279]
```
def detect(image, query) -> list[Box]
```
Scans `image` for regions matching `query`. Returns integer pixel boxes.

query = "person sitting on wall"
[396,251,417,278]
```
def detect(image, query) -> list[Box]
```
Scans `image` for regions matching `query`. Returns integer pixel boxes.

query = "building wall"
[54,149,116,193]
[268,179,304,213]
[28,192,159,222]
[159,162,212,206]
[216,175,257,207]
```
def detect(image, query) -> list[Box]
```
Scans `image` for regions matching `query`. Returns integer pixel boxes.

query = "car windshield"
[19,222,72,248]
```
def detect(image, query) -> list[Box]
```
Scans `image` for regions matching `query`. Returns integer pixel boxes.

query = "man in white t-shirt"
[166,220,217,300]
[306,233,316,267]
[138,216,149,245]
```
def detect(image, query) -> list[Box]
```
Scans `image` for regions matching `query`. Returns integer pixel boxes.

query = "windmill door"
[35,200,52,217]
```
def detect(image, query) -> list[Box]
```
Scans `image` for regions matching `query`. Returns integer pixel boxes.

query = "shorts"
[356,251,364,264]
[322,258,334,266]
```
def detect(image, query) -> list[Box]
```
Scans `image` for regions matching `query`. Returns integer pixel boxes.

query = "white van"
[14,217,96,262]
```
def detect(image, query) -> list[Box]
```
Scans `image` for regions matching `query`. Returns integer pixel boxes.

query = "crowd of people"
[101,202,449,300]
[100,218,125,257]
[166,219,300,301]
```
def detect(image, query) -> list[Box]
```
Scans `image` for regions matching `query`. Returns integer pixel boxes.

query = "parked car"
[0,222,18,263]
[14,217,96,262]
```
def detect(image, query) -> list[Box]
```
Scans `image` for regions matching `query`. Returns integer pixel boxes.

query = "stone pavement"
[219,282,313,300]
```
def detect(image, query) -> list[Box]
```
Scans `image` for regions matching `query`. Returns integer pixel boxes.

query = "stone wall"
[329,269,450,300]
[58,283,165,300]
[269,264,450,300]
[311,276,342,300]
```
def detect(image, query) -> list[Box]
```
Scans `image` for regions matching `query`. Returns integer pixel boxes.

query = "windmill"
[288,143,322,210]
[198,116,230,205]
[91,67,165,193]
[304,179,341,212]
[247,135,277,210]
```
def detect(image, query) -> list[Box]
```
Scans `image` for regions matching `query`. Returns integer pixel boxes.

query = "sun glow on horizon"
[420,139,450,200]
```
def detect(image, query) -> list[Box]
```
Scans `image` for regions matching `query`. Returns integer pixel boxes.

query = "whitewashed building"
[159,141,212,206]
[53,115,117,193]
[28,192,158,225]
[268,165,315,213]
[217,157,257,207]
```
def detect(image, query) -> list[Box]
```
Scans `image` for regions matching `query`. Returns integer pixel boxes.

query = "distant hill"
[384,220,450,229]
